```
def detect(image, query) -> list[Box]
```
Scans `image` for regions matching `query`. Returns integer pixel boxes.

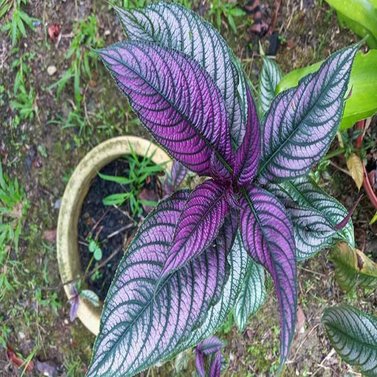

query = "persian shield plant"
[87,3,358,376]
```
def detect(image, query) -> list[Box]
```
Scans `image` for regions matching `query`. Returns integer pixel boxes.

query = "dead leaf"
[6,345,34,372]
[296,306,306,334]
[346,153,364,190]
[43,229,57,243]
[48,24,61,42]
[330,242,377,292]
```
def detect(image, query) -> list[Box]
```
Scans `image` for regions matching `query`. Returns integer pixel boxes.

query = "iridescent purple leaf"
[162,180,229,276]
[209,352,222,377]
[87,191,232,377]
[99,42,232,176]
[196,337,224,377]
[176,232,249,354]
[195,350,206,377]
[267,177,354,260]
[163,161,188,196]
[258,45,358,184]
[240,187,297,366]
[234,86,261,187]
[196,336,223,355]
[114,3,248,146]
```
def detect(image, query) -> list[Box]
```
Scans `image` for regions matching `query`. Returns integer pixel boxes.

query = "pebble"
[47,65,57,76]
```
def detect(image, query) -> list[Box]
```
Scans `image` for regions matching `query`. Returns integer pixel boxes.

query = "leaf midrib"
[257,59,344,178]
[101,45,233,174]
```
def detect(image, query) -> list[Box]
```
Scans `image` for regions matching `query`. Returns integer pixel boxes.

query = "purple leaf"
[196,336,224,355]
[233,86,261,187]
[209,352,222,377]
[258,45,358,184]
[114,3,248,146]
[69,285,79,322]
[196,336,224,377]
[99,41,232,176]
[163,161,188,196]
[162,180,230,276]
[240,186,297,366]
[195,350,206,377]
[87,191,233,377]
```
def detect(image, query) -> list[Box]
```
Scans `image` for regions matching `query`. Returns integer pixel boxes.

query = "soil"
[78,158,140,301]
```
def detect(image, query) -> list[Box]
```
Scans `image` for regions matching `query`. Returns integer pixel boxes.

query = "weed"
[0,162,28,251]
[50,15,104,109]
[0,162,28,301]
[207,0,246,33]
[9,51,38,122]
[100,146,165,217]
[1,0,37,46]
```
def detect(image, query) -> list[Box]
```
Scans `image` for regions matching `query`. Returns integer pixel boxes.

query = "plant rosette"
[56,136,171,335]
[355,119,377,209]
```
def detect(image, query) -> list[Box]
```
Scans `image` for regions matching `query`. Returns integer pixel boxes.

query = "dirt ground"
[0,0,376,376]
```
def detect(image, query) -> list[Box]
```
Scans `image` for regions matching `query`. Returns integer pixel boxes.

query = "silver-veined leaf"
[268,177,354,260]
[322,305,377,376]
[234,259,266,332]
[259,57,282,116]
[99,41,232,176]
[176,232,249,352]
[240,187,297,367]
[87,191,234,377]
[114,2,248,146]
[258,45,358,184]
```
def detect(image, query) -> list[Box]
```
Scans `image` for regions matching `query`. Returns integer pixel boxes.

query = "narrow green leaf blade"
[322,305,377,376]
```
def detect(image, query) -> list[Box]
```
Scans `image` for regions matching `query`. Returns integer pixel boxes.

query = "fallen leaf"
[346,153,364,190]
[48,24,61,42]
[6,345,34,372]
[296,306,306,334]
[43,229,57,243]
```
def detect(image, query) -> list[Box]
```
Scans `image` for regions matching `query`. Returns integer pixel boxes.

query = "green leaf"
[329,242,377,292]
[259,57,282,116]
[98,172,132,185]
[322,305,377,376]
[234,259,266,332]
[93,247,102,261]
[276,50,377,130]
[324,0,377,48]
[102,193,128,206]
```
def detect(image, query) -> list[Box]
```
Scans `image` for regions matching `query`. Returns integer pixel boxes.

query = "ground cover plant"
[86,3,364,376]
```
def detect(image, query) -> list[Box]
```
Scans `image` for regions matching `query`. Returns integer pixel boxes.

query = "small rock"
[104,29,111,36]
[54,198,62,209]
[47,66,57,76]
[18,332,25,340]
